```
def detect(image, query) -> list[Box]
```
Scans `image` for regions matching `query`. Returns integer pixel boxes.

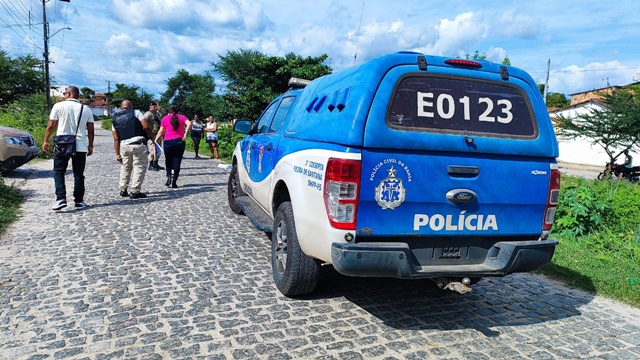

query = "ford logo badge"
[446,189,478,204]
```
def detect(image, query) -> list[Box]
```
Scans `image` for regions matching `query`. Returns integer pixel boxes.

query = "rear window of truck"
[388,75,537,138]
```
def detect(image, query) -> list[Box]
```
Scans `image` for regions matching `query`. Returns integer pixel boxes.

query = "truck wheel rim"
[275,219,288,274]
[231,173,239,199]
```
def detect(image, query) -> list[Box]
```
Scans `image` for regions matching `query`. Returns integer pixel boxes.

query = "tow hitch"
[435,277,473,294]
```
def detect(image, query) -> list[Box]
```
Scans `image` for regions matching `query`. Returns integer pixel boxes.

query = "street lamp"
[42,0,71,109]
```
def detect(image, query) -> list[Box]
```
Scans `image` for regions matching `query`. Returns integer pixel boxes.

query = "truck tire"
[272,201,320,296]
[227,163,245,214]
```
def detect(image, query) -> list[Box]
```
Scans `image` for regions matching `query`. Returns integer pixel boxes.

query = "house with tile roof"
[549,83,639,167]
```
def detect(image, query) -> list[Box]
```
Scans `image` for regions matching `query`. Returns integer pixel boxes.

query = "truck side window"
[270,96,295,133]
[255,101,279,134]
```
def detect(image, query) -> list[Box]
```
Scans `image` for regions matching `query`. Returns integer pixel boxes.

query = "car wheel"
[272,201,320,296]
[227,163,245,214]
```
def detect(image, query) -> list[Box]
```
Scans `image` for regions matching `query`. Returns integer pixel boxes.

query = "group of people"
[42,85,221,210]
[189,114,219,159]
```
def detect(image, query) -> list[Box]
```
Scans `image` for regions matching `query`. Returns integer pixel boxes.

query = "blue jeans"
[53,152,87,202]
[163,139,185,179]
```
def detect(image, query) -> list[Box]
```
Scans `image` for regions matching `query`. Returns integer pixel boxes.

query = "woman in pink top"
[154,104,192,188]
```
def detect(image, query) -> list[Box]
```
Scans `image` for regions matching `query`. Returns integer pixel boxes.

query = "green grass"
[540,231,640,307]
[0,178,25,235]
[538,175,640,307]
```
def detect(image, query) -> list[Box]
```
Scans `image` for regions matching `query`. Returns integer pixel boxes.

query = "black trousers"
[163,138,185,178]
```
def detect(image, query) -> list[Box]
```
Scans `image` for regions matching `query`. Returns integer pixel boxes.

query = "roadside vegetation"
[540,175,640,307]
[0,178,24,235]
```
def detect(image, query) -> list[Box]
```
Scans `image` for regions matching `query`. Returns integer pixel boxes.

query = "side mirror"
[233,119,253,134]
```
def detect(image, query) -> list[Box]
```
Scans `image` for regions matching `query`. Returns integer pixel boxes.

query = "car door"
[247,95,297,210]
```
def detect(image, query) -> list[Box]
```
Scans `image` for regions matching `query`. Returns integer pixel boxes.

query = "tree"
[555,89,640,166]
[0,50,45,105]
[464,50,511,65]
[161,69,219,118]
[80,87,95,100]
[212,49,332,121]
[111,83,153,112]
[546,92,570,108]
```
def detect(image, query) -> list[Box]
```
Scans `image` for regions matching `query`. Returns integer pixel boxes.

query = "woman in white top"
[204,115,219,159]
[190,115,204,158]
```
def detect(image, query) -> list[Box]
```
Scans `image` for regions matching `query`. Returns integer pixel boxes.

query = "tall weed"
[552,177,613,238]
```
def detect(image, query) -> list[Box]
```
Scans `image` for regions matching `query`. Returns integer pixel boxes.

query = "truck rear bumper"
[331,239,558,279]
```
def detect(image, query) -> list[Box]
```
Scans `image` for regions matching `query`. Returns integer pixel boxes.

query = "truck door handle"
[447,165,480,177]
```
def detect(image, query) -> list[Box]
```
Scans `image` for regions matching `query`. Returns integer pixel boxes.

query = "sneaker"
[119,190,129,197]
[52,199,67,211]
[74,201,87,209]
[129,192,147,199]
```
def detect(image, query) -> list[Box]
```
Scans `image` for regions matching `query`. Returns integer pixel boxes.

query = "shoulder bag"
[53,104,84,158]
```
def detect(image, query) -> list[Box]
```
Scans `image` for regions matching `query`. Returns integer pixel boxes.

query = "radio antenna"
[354,1,365,66]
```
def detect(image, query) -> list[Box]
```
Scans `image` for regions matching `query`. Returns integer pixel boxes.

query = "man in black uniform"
[111,100,154,199]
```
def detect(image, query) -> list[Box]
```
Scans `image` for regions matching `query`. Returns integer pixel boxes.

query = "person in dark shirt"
[112,100,154,199]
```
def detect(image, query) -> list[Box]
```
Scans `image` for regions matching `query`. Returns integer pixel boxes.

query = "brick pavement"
[1,126,640,359]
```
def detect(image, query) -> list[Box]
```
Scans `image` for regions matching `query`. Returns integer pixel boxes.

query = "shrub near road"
[0,94,52,160]
[540,175,640,307]
[0,177,24,235]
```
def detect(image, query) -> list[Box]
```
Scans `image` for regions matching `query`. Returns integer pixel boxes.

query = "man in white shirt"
[42,86,95,210]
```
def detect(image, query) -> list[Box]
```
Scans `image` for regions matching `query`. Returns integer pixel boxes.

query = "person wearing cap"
[111,100,154,199]
[144,101,164,171]
[42,86,95,211]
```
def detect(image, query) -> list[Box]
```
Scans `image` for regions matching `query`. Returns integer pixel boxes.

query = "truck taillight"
[324,158,361,230]
[543,167,561,231]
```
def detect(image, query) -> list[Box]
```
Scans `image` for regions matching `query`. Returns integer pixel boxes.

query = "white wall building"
[549,100,639,167]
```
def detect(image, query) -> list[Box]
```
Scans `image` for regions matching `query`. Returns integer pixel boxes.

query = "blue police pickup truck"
[227,51,560,296]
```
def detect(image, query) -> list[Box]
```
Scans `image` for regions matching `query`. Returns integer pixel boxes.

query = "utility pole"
[106,80,113,115]
[543,58,550,106]
[42,0,71,110]
[42,0,51,109]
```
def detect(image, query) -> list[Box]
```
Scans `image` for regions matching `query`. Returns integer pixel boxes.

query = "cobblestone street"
[1,126,640,359]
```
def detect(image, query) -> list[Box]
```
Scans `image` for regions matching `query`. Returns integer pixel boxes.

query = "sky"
[2,0,640,100]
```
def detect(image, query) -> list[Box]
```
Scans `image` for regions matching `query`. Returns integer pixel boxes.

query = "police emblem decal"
[374,166,406,210]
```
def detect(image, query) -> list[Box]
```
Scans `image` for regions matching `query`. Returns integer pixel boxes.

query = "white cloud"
[109,0,273,37]
[548,61,640,94]
[104,33,151,57]
[485,47,508,63]
[410,12,487,57]
[5,0,638,98]
[493,9,541,39]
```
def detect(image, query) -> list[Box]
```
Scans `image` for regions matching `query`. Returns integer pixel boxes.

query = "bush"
[552,177,614,238]
[0,93,52,159]
[217,123,245,159]
[0,177,25,235]
[545,175,640,306]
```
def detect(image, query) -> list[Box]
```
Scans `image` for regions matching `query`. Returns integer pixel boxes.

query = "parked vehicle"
[227,51,560,296]
[0,125,39,174]
[597,162,640,182]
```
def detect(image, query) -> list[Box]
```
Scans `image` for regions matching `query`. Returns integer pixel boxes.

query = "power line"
[0,14,38,47]
[0,0,30,24]
[0,1,36,44]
